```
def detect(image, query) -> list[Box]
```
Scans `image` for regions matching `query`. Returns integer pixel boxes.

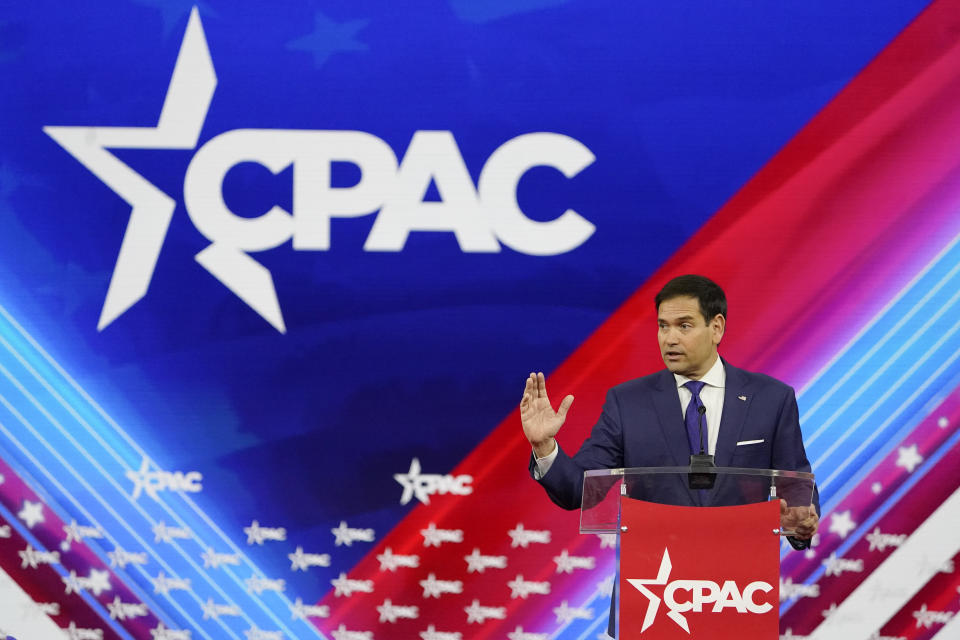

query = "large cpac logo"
[44,8,596,333]
[627,548,774,634]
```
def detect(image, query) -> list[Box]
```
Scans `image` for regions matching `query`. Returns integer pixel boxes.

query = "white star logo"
[331,520,374,546]
[552,600,593,624]
[18,499,45,529]
[506,627,548,640]
[419,573,462,598]
[895,444,923,473]
[288,546,330,571]
[827,509,856,539]
[43,8,226,331]
[394,458,429,505]
[463,599,506,624]
[419,522,463,547]
[625,548,688,633]
[464,547,507,573]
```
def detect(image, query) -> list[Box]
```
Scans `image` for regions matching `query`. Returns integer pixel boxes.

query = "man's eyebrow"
[657,314,698,323]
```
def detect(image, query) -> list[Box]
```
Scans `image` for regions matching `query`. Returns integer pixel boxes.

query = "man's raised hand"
[520,372,574,458]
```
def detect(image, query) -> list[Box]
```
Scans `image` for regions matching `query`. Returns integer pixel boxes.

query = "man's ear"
[712,314,725,344]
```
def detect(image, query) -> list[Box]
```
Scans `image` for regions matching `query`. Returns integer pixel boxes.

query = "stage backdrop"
[2,1,959,639]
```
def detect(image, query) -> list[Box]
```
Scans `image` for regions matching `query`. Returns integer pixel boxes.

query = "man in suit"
[521,274,819,538]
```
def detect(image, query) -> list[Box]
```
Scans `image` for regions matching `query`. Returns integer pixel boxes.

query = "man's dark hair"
[654,274,727,322]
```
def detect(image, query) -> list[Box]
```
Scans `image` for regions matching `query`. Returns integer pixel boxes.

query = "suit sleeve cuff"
[532,444,559,480]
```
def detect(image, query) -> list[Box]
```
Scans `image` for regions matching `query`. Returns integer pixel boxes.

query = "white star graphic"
[895,444,923,473]
[288,546,329,571]
[394,458,429,505]
[464,599,505,624]
[419,625,462,640]
[245,520,264,545]
[419,573,461,598]
[42,8,242,331]
[596,575,614,597]
[331,520,374,546]
[827,510,857,539]
[938,416,949,429]
[18,499,45,529]
[821,603,838,619]
[464,547,506,573]
[552,549,594,573]
[420,522,462,547]
[625,548,683,632]
[376,547,419,571]
[871,482,883,494]
[552,600,592,624]
[506,625,549,640]
[596,533,616,549]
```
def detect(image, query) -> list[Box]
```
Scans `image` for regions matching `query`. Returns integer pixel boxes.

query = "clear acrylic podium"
[580,466,815,639]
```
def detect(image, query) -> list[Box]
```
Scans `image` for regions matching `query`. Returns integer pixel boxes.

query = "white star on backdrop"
[553,600,592,624]
[827,510,857,539]
[18,499,45,528]
[42,8,227,332]
[464,547,506,573]
[895,444,923,473]
[506,625,549,640]
[393,458,431,505]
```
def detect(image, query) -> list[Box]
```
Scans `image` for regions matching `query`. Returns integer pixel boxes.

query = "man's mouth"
[665,351,683,359]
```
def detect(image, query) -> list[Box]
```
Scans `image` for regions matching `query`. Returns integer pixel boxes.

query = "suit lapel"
[715,361,752,468]
[651,370,701,505]
[651,370,690,467]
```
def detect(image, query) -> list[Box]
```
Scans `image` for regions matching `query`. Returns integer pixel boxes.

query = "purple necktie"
[684,380,706,454]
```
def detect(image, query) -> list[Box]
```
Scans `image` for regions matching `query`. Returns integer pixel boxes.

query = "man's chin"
[663,360,686,374]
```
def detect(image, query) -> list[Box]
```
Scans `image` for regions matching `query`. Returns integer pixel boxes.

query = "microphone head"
[697,405,706,415]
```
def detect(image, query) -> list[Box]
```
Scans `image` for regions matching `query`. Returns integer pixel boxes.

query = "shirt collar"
[674,354,726,390]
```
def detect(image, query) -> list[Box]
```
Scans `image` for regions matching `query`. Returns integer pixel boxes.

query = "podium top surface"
[580,466,815,534]
[584,465,814,480]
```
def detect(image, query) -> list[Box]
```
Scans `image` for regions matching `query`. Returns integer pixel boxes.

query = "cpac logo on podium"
[44,8,596,333]
[627,548,774,634]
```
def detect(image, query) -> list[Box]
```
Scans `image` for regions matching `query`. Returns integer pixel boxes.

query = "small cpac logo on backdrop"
[126,458,203,500]
[627,548,774,634]
[44,8,596,334]
[394,457,473,505]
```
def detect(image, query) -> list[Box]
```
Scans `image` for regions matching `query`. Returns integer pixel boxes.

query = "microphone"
[688,402,715,490]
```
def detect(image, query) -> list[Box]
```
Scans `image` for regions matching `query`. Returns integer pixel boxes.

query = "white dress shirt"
[534,355,727,478]
[674,355,725,456]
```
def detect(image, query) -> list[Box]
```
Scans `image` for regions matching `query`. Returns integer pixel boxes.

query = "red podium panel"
[619,499,780,639]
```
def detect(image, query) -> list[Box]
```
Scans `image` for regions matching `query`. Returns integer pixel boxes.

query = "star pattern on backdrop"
[286,10,369,68]
[827,510,857,540]
[18,499,44,528]
[895,444,923,473]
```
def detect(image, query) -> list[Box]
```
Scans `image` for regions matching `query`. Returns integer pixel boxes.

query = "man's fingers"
[557,394,575,419]
[536,372,547,398]
[521,392,531,409]
[780,499,788,515]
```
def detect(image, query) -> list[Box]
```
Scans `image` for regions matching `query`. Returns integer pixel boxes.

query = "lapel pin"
[738,395,747,402]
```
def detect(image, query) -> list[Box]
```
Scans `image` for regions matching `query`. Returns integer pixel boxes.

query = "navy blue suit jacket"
[532,360,818,512]
[530,360,818,637]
